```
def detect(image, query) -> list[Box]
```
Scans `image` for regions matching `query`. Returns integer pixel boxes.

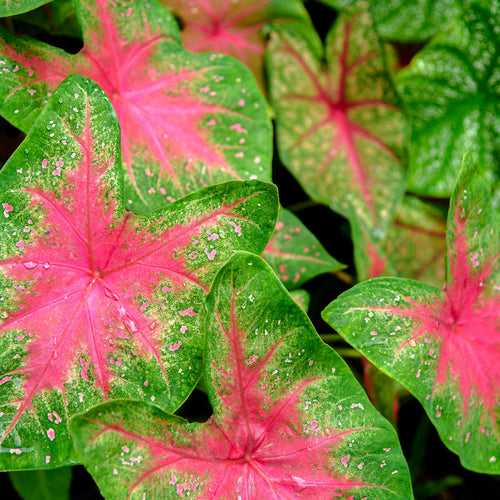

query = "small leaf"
[0,0,52,17]
[9,467,71,500]
[71,253,413,499]
[0,75,278,469]
[162,0,312,89]
[323,158,500,473]
[354,196,447,286]
[263,208,344,288]
[268,5,405,239]
[0,0,271,212]
[290,288,310,311]
[398,0,499,197]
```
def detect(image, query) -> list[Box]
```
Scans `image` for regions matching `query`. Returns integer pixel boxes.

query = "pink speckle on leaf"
[47,428,55,441]
[205,248,217,261]
[168,341,182,352]
[180,307,196,317]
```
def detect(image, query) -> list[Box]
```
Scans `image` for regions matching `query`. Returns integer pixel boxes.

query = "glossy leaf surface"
[9,467,71,500]
[0,0,52,17]
[398,0,499,197]
[162,0,310,89]
[268,6,405,239]
[0,76,278,469]
[72,253,412,499]
[354,196,447,287]
[324,159,500,473]
[263,208,344,289]
[0,0,271,212]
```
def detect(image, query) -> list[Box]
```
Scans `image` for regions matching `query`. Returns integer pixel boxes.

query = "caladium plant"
[162,0,313,90]
[0,0,272,213]
[0,0,52,17]
[0,75,278,470]
[71,252,412,499]
[267,5,405,244]
[323,159,500,473]
[398,0,499,197]
[354,196,447,286]
[263,208,344,289]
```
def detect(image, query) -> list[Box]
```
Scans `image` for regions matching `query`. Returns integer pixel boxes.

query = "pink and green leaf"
[0,75,278,470]
[267,6,405,239]
[0,0,52,17]
[323,159,500,473]
[263,208,344,289]
[397,0,499,197]
[162,0,312,90]
[0,0,272,213]
[71,252,412,499]
[354,196,447,286]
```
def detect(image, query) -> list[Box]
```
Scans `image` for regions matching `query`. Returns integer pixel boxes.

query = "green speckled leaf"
[71,253,412,499]
[354,196,447,286]
[0,75,278,470]
[0,0,52,17]
[0,0,271,213]
[371,0,461,42]
[398,0,499,197]
[268,4,405,240]
[323,158,500,473]
[9,467,71,500]
[263,208,344,289]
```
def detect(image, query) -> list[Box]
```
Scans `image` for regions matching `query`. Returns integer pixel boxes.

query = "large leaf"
[268,5,405,241]
[263,208,344,289]
[323,159,500,473]
[398,0,499,197]
[354,196,447,286]
[71,253,413,499]
[0,76,278,470]
[162,0,312,89]
[0,0,52,17]
[9,467,71,500]
[0,0,271,212]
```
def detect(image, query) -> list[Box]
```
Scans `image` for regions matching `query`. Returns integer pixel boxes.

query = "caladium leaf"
[263,208,344,289]
[71,252,412,499]
[370,0,461,42]
[9,467,71,500]
[290,289,310,311]
[319,0,461,42]
[0,75,278,470]
[323,159,500,473]
[0,0,52,17]
[0,0,272,213]
[162,0,312,89]
[268,6,405,240]
[354,196,447,287]
[398,0,499,197]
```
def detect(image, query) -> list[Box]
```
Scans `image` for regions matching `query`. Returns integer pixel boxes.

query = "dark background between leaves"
[0,1,498,498]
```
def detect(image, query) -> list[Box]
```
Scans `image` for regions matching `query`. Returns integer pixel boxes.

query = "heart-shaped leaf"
[263,208,344,289]
[161,0,312,89]
[0,0,271,212]
[0,75,278,470]
[0,0,52,17]
[398,0,499,197]
[323,158,500,473]
[354,196,446,286]
[71,252,412,499]
[9,467,71,500]
[267,5,405,239]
